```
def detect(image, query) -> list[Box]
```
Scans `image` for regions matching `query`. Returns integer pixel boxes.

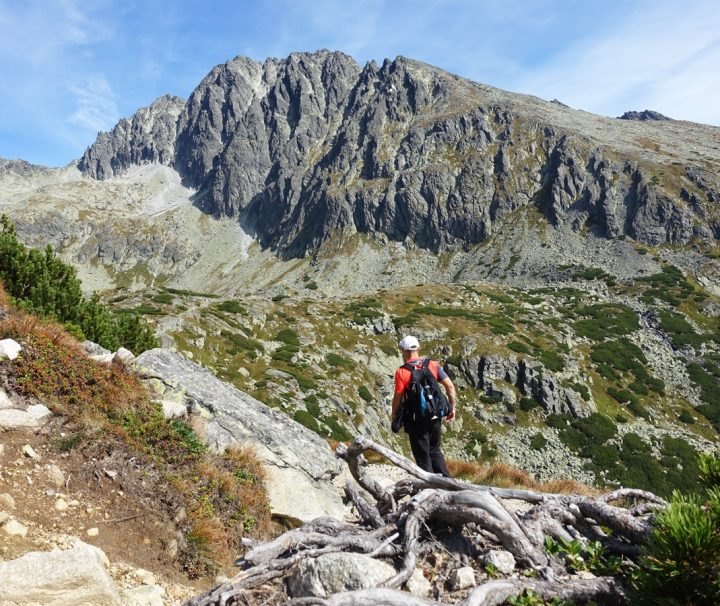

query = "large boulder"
[131,349,344,523]
[0,541,124,605]
[286,552,395,597]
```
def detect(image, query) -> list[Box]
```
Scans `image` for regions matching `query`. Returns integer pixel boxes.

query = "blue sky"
[1,0,719,167]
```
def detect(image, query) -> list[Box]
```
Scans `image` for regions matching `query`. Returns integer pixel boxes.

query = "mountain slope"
[79,50,720,259]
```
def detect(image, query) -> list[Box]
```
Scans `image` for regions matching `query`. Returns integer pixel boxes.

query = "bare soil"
[0,420,213,604]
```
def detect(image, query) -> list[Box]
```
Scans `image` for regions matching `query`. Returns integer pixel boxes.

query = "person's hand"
[446,408,455,421]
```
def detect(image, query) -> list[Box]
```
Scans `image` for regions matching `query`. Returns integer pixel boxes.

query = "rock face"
[78,51,720,258]
[286,552,396,598]
[131,348,344,523]
[79,95,185,179]
[0,541,125,606]
[619,110,670,121]
[460,354,593,417]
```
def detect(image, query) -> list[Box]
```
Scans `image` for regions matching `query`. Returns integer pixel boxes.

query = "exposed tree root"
[187,436,665,606]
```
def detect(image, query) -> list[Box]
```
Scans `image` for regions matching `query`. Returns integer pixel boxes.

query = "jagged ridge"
[79,51,720,257]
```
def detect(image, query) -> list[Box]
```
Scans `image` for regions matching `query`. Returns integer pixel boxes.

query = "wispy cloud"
[67,75,119,132]
[510,1,720,123]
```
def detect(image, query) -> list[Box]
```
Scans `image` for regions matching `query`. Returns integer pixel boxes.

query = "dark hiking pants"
[407,419,451,477]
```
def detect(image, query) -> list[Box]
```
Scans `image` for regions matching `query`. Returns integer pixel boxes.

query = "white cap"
[399,336,419,351]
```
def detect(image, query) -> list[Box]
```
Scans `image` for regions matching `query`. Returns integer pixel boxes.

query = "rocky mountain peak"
[78,94,185,179]
[77,51,720,258]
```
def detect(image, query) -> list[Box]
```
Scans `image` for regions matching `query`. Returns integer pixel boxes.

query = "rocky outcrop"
[0,541,125,606]
[131,348,344,523]
[79,95,185,179]
[460,354,593,417]
[618,110,670,121]
[77,51,720,259]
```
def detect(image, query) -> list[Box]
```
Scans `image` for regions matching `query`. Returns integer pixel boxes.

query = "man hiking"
[391,335,456,477]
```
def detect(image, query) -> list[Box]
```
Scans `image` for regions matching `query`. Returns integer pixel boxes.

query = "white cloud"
[510,1,720,124]
[67,74,119,132]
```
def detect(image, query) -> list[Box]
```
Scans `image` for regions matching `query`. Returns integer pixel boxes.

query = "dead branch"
[186,435,666,606]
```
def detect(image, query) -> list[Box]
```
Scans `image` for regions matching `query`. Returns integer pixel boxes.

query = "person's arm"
[391,391,404,417]
[440,377,456,421]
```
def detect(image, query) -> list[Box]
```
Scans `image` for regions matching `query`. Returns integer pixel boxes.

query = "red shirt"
[394,358,445,394]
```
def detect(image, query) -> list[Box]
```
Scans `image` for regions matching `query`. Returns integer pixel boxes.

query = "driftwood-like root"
[187,436,664,606]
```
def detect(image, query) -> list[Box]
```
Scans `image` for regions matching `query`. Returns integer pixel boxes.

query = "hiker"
[391,335,456,477]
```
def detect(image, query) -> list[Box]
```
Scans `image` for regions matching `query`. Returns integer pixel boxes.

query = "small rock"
[0,444,4,457]
[123,584,165,606]
[55,498,69,512]
[406,567,432,597]
[0,339,22,361]
[113,347,135,364]
[22,444,39,460]
[133,568,156,585]
[0,493,16,510]
[484,549,516,575]
[161,400,187,420]
[164,538,179,558]
[450,566,476,590]
[104,469,118,479]
[46,464,65,489]
[0,511,10,525]
[577,570,596,580]
[0,389,13,409]
[2,519,29,537]
[237,367,250,378]
[87,527,100,537]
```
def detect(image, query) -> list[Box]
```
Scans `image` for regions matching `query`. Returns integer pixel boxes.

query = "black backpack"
[401,358,451,426]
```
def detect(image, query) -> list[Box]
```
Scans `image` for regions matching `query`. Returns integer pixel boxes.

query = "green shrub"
[293,410,321,434]
[275,328,300,347]
[519,397,539,412]
[540,350,564,372]
[622,432,650,453]
[323,416,352,441]
[657,310,704,348]
[574,304,639,340]
[631,489,720,604]
[628,401,651,420]
[508,340,530,354]
[272,349,294,363]
[217,300,245,314]
[529,433,547,450]
[304,398,321,417]
[0,216,158,353]
[607,386,639,406]
[152,292,174,305]
[615,413,628,423]
[678,409,695,424]
[305,281,318,290]
[325,353,351,367]
[358,385,373,403]
[545,413,570,429]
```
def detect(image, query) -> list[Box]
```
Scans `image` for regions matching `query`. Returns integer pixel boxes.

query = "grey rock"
[78,52,720,258]
[0,338,21,360]
[2,519,28,537]
[286,552,395,597]
[132,348,344,522]
[405,568,432,597]
[0,493,16,509]
[79,95,185,179]
[123,584,165,606]
[46,465,65,489]
[618,110,670,121]
[450,566,476,590]
[484,549,516,574]
[461,355,593,417]
[83,340,111,356]
[0,404,52,430]
[0,541,124,605]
